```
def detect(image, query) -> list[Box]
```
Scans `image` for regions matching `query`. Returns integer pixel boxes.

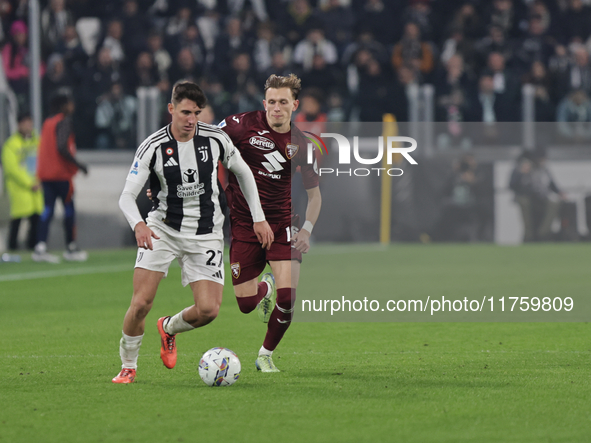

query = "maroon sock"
[236,282,269,313]
[263,288,295,351]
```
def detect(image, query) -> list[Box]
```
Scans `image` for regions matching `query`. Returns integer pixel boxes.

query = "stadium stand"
[2,0,591,149]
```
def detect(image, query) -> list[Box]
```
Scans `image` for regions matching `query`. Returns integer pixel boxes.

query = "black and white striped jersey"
[125,122,257,240]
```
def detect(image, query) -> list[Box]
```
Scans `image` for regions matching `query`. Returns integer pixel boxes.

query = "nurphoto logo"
[305,133,418,177]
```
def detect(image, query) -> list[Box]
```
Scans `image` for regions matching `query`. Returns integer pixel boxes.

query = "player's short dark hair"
[17,112,32,123]
[171,80,207,108]
[264,74,302,100]
[49,93,73,115]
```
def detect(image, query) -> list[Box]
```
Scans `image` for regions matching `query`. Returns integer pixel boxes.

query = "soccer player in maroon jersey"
[219,74,322,372]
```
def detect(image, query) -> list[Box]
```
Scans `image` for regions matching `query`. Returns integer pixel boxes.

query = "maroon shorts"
[229,216,302,285]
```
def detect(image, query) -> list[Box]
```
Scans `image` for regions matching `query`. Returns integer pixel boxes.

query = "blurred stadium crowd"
[2,0,591,149]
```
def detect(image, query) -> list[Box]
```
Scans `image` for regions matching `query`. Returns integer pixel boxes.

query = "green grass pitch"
[0,244,589,443]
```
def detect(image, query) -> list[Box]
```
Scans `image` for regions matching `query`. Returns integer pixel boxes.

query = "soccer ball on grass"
[198,347,241,386]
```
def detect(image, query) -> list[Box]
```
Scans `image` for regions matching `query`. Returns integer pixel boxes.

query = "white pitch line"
[0,264,131,282]
[0,244,386,282]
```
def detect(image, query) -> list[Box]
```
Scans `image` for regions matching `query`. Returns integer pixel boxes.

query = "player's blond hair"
[264,74,302,100]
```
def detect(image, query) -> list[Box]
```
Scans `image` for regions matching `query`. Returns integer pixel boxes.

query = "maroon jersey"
[219,110,319,224]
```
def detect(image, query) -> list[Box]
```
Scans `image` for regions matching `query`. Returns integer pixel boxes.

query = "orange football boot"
[157,317,177,369]
[112,368,136,384]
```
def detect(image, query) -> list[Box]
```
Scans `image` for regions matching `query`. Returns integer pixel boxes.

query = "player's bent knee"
[195,301,221,324]
[198,308,219,325]
[131,298,153,319]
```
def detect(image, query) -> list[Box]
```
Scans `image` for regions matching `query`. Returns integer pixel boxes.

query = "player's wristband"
[302,220,314,234]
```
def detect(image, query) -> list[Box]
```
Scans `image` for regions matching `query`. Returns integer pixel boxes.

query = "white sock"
[258,346,273,357]
[165,309,195,335]
[263,281,272,298]
[120,332,143,369]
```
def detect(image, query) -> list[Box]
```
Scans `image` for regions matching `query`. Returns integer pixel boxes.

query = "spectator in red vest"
[34,94,88,263]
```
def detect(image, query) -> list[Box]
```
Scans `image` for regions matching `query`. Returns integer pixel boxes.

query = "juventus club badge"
[198,146,209,162]
[231,263,240,279]
[286,144,299,159]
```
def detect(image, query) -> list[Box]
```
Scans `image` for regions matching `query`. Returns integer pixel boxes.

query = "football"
[198,347,241,387]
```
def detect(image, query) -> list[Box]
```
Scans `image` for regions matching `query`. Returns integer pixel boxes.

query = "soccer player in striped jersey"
[112,81,273,384]
[219,74,322,372]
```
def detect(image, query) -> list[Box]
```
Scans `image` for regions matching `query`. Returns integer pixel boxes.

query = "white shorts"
[134,226,225,287]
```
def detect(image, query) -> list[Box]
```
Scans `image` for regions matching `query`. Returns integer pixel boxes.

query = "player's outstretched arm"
[293,186,321,254]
